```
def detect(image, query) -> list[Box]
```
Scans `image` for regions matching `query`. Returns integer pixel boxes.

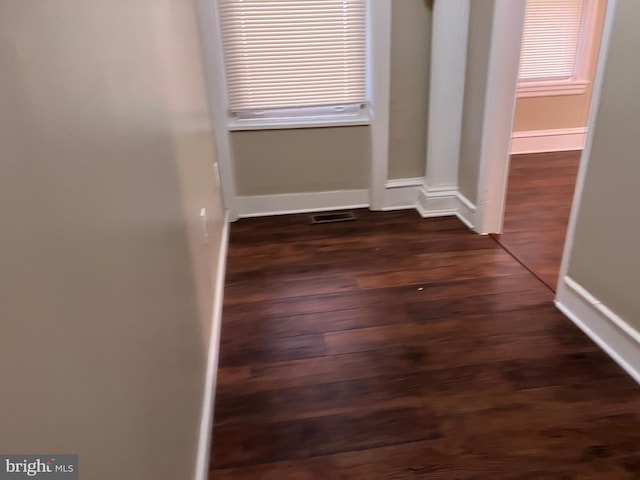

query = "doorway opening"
[491,0,607,291]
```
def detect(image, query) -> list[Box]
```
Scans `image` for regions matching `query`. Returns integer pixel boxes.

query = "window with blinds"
[217,0,368,120]
[519,0,586,82]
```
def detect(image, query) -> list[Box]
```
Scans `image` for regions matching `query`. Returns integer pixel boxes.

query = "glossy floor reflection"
[493,151,581,291]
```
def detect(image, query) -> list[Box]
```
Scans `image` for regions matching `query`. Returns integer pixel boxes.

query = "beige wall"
[458,0,495,204]
[232,127,370,195]
[0,1,224,479]
[568,0,640,327]
[513,0,607,132]
[388,0,432,180]
[232,0,433,195]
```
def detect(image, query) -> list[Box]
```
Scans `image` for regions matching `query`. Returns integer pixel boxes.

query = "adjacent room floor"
[211,209,640,479]
[492,151,581,291]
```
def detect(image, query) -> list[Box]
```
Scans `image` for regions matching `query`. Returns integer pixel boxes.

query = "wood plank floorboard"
[492,151,581,291]
[211,209,640,479]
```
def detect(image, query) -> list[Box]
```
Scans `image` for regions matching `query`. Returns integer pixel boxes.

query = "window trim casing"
[228,104,372,131]
[217,0,374,131]
[195,0,392,218]
[516,0,599,98]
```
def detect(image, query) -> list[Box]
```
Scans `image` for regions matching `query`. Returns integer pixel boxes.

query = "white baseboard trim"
[417,185,458,217]
[510,127,588,155]
[194,211,230,480]
[382,177,424,211]
[417,186,477,229]
[233,182,479,228]
[236,190,369,218]
[455,191,477,230]
[555,275,640,386]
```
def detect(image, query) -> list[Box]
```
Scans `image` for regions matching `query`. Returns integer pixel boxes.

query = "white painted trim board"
[455,191,477,230]
[556,276,640,386]
[474,0,528,235]
[233,181,480,231]
[511,128,587,155]
[425,0,470,190]
[368,0,393,210]
[236,190,369,218]
[382,177,424,211]
[194,211,230,480]
[417,186,477,229]
[196,0,239,220]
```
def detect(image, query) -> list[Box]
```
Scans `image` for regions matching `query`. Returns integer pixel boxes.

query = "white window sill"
[517,80,590,98]
[228,111,372,131]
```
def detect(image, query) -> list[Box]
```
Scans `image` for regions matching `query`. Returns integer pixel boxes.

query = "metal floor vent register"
[310,211,357,224]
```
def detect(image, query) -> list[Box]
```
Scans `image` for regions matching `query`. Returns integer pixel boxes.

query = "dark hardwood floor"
[211,209,640,479]
[493,151,581,291]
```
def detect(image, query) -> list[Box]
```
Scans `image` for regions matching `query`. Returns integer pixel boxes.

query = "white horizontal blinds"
[218,0,367,113]
[519,0,585,81]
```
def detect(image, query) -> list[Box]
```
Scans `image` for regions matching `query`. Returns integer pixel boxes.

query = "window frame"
[516,0,599,98]
[216,0,374,131]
